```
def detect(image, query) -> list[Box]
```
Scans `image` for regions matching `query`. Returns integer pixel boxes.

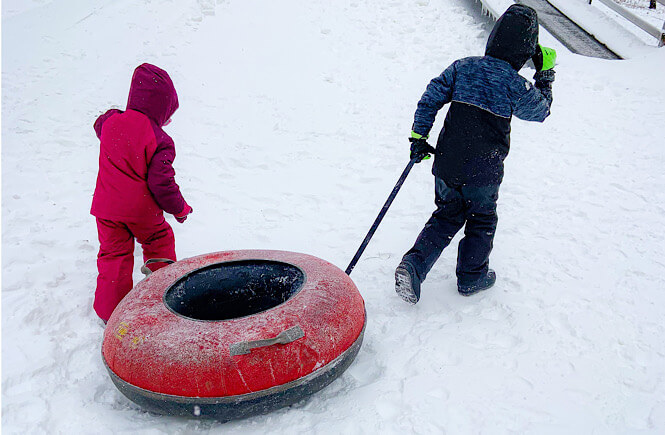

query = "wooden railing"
[589,0,665,46]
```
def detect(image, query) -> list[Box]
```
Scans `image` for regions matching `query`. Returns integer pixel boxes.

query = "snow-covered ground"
[615,0,665,27]
[595,0,665,46]
[3,0,665,433]
[547,0,665,57]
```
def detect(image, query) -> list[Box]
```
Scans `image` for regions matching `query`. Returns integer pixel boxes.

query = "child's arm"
[512,46,557,123]
[533,70,554,105]
[147,134,189,217]
[511,69,555,122]
[412,62,457,138]
[93,109,122,139]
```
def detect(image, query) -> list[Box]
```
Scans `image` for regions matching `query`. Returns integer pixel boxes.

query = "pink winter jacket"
[91,64,187,220]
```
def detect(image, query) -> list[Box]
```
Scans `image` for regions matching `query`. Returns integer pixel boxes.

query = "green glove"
[532,44,557,71]
[409,131,434,163]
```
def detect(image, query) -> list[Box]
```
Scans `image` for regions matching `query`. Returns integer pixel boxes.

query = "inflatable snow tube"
[102,250,366,420]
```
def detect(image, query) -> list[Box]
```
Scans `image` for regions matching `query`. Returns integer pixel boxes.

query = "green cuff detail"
[411,131,429,140]
[540,45,557,71]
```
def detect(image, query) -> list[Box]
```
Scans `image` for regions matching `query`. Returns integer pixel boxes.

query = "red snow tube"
[102,250,366,420]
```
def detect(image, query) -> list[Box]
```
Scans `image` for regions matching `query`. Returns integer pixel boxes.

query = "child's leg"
[456,184,500,286]
[129,215,176,272]
[402,178,465,282]
[95,218,135,322]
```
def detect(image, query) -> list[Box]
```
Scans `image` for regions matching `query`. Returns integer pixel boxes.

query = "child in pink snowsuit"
[91,63,193,322]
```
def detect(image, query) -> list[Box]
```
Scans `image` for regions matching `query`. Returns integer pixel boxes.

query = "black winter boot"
[395,261,421,304]
[458,269,496,296]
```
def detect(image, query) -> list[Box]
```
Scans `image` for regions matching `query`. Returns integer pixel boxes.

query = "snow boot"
[458,269,496,296]
[395,261,421,304]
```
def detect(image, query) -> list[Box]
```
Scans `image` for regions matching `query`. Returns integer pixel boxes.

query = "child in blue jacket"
[395,4,557,303]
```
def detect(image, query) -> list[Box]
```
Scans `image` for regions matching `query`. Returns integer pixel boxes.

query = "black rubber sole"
[458,284,493,297]
[395,264,418,304]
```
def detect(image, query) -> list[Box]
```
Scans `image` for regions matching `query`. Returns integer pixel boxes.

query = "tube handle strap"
[230,326,305,356]
[140,258,176,276]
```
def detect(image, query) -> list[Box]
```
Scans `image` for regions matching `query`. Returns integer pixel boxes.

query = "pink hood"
[126,63,179,127]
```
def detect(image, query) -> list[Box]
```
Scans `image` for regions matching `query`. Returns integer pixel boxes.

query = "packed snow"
[3,0,665,433]
[545,0,665,57]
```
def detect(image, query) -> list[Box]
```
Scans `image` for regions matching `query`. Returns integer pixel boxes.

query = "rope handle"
[140,258,176,276]
[230,326,305,356]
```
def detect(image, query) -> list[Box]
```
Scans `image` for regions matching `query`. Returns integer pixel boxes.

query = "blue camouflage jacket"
[412,56,555,186]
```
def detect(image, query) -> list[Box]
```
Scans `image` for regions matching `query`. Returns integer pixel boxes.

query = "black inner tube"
[163,260,305,321]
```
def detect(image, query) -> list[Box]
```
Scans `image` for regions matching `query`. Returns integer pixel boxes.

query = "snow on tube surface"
[102,250,366,420]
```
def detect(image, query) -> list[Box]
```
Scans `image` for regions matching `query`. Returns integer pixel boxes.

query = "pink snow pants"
[94,215,176,322]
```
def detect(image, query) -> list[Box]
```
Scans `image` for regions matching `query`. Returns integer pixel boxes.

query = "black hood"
[485,4,539,70]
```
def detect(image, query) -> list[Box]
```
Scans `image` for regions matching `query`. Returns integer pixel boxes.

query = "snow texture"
[547,0,664,58]
[3,0,665,433]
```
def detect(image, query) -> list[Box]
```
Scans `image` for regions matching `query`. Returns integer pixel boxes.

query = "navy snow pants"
[402,177,499,286]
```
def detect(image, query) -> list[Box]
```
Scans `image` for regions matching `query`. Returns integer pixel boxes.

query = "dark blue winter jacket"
[412,5,554,187]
